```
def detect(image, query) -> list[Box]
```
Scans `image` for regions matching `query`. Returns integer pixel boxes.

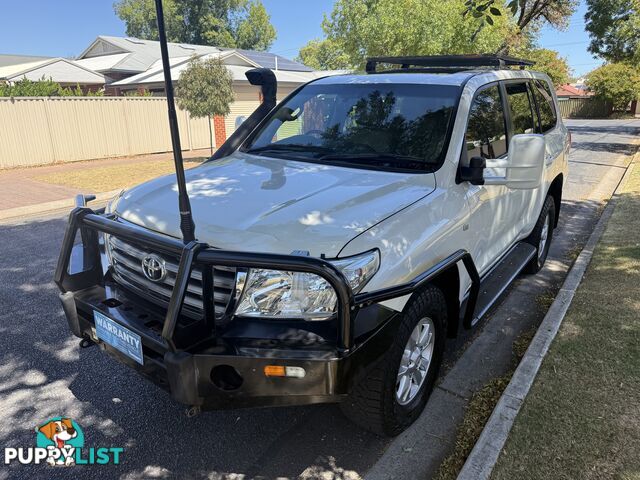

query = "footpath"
[0,149,208,220]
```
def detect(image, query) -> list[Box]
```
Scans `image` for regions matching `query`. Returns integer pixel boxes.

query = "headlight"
[234,250,380,320]
[105,189,125,215]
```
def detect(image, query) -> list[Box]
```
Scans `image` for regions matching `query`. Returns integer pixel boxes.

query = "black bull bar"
[54,205,481,354]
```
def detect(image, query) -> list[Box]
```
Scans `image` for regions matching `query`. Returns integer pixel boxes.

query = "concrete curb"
[457,158,638,480]
[0,189,120,221]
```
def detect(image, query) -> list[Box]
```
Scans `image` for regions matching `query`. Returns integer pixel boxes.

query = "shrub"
[0,77,90,97]
[586,63,640,111]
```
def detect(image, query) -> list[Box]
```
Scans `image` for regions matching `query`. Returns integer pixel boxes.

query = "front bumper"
[60,284,400,409]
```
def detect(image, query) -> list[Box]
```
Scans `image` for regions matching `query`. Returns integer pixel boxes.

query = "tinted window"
[532,80,557,132]
[465,85,507,159]
[505,82,536,135]
[244,83,460,171]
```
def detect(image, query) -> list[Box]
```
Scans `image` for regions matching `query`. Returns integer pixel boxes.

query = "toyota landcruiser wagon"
[56,55,569,436]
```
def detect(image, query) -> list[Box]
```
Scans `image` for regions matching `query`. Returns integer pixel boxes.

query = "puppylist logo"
[4,417,123,467]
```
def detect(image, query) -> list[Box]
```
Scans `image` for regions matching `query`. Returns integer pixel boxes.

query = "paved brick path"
[0,149,210,212]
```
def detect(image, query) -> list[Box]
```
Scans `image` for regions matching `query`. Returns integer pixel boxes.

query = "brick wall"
[213,115,227,147]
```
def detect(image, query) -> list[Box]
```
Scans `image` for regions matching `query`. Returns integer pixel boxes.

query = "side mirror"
[484,134,545,190]
[459,156,486,185]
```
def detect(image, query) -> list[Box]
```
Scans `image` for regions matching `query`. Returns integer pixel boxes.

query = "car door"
[462,82,512,274]
[506,78,564,234]
[502,80,540,238]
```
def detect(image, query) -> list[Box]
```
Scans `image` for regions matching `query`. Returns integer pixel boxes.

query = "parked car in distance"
[56,55,569,436]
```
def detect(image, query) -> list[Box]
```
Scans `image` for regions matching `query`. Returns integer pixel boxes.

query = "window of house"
[532,80,558,133]
[465,85,507,159]
[505,82,536,135]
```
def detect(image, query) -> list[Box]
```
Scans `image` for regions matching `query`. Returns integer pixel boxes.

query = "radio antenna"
[154,0,196,243]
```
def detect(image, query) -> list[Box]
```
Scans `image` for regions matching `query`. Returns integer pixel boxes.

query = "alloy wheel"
[538,212,550,262]
[396,317,435,405]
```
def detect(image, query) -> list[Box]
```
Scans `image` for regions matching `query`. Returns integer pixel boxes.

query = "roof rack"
[365,54,535,74]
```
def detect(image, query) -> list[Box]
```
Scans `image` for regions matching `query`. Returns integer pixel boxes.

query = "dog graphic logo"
[36,417,84,466]
[3,417,123,466]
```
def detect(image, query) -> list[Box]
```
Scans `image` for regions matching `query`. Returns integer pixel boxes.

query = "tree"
[585,0,640,64]
[296,38,352,70]
[521,48,571,85]
[586,63,640,110]
[465,0,578,51]
[298,0,515,70]
[234,1,276,50]
[114,0,277,51]
[465,0,578,30]
[175,56,234,153]
[114,0,183,42]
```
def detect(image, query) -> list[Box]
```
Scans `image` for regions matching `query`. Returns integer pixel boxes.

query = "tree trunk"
[208,115,213,155]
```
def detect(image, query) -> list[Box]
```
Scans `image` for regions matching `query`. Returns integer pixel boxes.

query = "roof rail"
[365,54,535,74]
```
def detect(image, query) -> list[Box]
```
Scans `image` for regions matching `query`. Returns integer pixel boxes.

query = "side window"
[465,85,507,159]
[532,80,558,133]
[505,82,536,135]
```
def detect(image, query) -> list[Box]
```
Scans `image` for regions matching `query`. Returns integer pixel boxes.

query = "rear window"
[532,80,557,133]
[505,82,536,135]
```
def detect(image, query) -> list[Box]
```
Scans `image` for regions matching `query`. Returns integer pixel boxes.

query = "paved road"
[1,119,638,480]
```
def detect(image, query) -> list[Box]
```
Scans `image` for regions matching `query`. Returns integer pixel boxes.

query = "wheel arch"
[547,173,563,227]
[406,264,461,339]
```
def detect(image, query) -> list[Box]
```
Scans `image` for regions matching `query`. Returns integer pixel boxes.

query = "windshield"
[243,82,460,172]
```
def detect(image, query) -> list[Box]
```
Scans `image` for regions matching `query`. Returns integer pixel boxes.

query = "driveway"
[1,119,638,480]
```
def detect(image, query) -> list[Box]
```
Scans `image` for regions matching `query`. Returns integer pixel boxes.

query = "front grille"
[106,236,236,318]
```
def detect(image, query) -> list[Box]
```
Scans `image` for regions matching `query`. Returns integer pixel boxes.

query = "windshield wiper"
[315,153,427,169]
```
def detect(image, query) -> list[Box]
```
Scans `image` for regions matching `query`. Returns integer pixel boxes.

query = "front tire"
[524,195,555,274]
[340,286,447,436]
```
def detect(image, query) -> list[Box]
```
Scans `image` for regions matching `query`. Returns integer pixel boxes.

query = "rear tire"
[340,285,447,436]
[524,195,555,274]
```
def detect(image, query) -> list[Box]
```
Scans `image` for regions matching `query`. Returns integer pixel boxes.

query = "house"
[0,54,104,91]
[3,36,345,143]
[73,36,318,95]
[555,83,591,98]
[108,50,336,139]
[74,35,343,139]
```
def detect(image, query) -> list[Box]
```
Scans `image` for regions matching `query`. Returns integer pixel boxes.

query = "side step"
[465,242,536,329]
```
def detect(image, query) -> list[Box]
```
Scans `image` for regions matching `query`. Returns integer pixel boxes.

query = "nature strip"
[457,153,639,480]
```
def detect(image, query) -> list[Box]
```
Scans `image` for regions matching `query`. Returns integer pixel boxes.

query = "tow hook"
[79,337,96,349]
[185,405,201,418]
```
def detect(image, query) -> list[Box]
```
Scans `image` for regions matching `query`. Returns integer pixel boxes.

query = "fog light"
[264,365,306,378]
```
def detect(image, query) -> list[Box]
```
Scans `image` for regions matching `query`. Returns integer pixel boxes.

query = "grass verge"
[492,162,640,480]
[35,157,205,192]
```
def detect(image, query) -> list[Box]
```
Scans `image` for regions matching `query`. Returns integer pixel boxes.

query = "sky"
[0,0,602,78]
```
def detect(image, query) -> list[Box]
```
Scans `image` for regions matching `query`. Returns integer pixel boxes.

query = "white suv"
[56,55,569,436]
